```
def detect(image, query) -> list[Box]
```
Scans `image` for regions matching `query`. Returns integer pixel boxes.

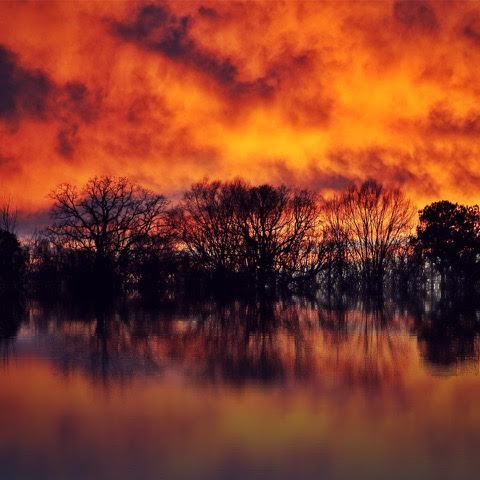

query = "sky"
[1,0,480,229]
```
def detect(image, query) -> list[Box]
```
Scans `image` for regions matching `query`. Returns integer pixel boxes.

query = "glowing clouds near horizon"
[1,0,480,220]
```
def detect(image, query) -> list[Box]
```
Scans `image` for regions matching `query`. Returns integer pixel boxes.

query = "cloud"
[427,106,480,136]
[266,158,354,194]
[328,148,419,186]
[1,0,480,227]
[0,43,104,161]
[16,208,51,235]
[0,45,53,119]
[197,5,220,20]
[259,147,437,203]
[56,124,79,158]
[392,1,438,31]
[111,3,274,98]
[462,10,480,43]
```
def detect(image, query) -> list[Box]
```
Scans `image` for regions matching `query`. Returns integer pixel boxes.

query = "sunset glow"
[2,1,480,226]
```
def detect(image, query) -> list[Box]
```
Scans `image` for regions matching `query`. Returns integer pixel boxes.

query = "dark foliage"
[416,201,480,294]
[170,179,325,291]
[0,228,25,295]
[0,175,476,308]
[45,176,171,295]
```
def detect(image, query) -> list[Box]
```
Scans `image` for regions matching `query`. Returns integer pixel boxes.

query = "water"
[0,296,479,480]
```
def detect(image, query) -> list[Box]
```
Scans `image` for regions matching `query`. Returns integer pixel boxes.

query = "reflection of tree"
[317,297,414,389]
[169,300,295,384]
[23,294,480,389]
[0,299,24,362]
[412,298,480,371]
[25,297,407,390]
[29,303,164,387]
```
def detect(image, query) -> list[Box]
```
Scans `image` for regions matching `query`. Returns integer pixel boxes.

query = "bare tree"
[170,179,246,276]
[326,180,415,288]
[47,176,169,285]
[320,199,352,289]
[0,196,18,234]
[236,185,321,285]
[172,179,322,288]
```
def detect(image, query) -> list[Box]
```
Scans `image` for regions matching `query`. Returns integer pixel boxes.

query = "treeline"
[1,176,480,299]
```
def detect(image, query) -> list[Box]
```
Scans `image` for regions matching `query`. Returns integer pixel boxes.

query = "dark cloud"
[305,167,353,193]
[111,4,274,98]
[393,1,438,31]
[60,82,100,123]
[286,96,331,128]
[463,11,480,44]
[265,152,434,201]
[0,45,53,119]
[54,82,103,158]
[268,159,354,194]
[0,44,103,158]
[0,152,22,178]
[328,148,428,190]
[198,5,220,19]
[56,124,79,158]
[428,106,480,136]
[113,5,234,81]
[126,94,171,124]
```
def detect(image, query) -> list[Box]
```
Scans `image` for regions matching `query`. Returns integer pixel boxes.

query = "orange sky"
[1,0,480,227]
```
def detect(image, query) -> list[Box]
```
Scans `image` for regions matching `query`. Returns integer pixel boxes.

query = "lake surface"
[0,296,479,480]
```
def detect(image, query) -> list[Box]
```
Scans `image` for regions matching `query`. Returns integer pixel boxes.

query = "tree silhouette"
[416,201,480,293]
[235,184,321,287]
[0,228,25,295]
[17,175,480,301]
[170,179,245,279]
[0,197,18,234]
[47,176,169,291]
[26,233,62,297]
[171,179,322,289]
[325,180,416,290]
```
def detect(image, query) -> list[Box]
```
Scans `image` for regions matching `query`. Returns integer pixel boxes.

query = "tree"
[171,179,322,289]
[321,197,356,291]
[0,197,18,234]
[26,232,63,297]
[235,184,321,286]
[416,201,480,292]
[327,180,416,289]
[170,179,245,279]
[47,176,169,290]
[0,228,25,295]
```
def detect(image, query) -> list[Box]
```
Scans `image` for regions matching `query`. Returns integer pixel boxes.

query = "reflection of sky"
[5,300,480,385]
[0,301,480,479]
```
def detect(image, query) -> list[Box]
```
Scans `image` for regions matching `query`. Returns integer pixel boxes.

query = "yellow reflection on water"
[0,300,479,480]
